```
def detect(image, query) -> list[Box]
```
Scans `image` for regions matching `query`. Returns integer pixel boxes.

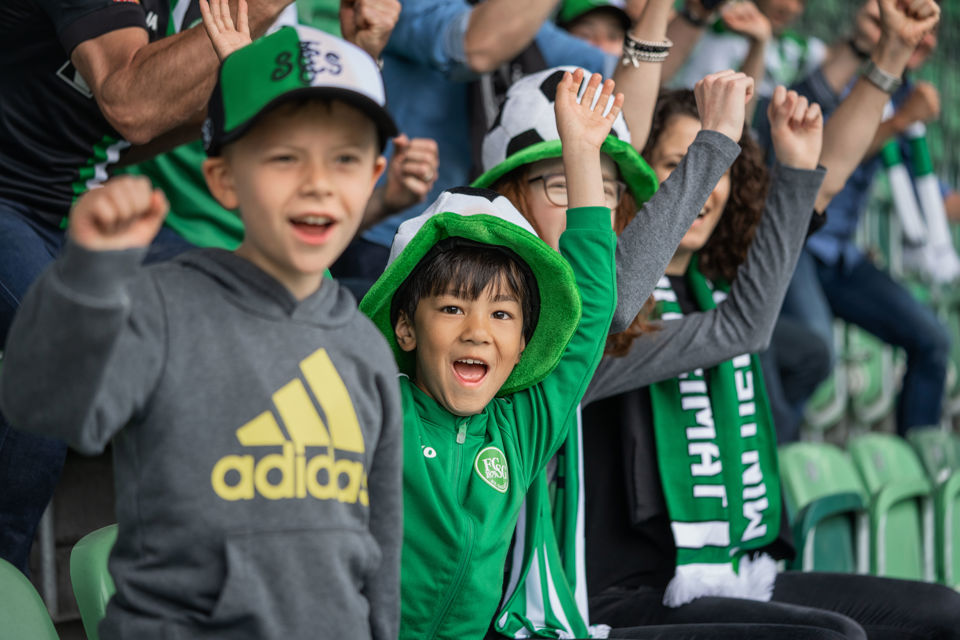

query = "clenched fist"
[69,176,169,251]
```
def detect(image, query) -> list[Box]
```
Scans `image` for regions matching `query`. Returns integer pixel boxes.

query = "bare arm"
[612,0,673,151]
[663,1,719,83]
[721,2,772,121]
[814,0,940,212]
[72,1,292,145]
[863,81,940,157]
[463,0,560,73]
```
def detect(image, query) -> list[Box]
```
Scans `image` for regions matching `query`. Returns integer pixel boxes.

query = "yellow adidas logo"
[211,349,368,504]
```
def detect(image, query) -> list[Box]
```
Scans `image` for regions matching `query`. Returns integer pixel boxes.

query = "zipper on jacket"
[425,418,475,639]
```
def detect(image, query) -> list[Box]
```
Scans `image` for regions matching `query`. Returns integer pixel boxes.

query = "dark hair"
[390,237,541,342]
[606,89,770,357]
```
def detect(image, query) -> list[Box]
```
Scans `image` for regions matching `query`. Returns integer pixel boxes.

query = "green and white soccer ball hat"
[472,66,657,205]
[359,187,582,396]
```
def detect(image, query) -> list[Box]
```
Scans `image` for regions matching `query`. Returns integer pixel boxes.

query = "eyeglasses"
[527,173,626,209]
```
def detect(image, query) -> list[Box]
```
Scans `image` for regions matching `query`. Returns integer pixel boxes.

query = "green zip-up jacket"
[397,206,616,640]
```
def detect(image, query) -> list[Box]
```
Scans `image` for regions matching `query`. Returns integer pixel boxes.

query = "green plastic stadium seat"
[907,427,960,588]
[848,433,934,581]
[779,442,869,573]
[70,524,118,640]
[0,557,60,640]
[846,327,896,427]
[943,306,960,419]
[803,322,849,433]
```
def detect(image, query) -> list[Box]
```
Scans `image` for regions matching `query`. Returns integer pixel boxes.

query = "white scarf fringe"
[662,553,778,607]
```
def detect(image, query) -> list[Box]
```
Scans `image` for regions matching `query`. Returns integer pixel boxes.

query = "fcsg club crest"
[474,446,509,493]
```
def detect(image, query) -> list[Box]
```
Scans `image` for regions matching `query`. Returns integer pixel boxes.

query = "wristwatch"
[862,59,902,94]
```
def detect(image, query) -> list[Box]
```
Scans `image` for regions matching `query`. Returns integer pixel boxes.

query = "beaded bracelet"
[622,35,673,67]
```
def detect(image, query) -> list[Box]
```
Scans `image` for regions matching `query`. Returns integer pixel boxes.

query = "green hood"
[359,187,582,395]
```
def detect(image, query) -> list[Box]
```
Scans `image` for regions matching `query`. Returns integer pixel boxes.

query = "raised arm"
[513,70,619,469]
[340,0,402,60]
[663,0,722,83]
[720,1,772,121]
[611,70,751,332]
[612,0,673,151]
[587,88,825,403]
[811,0,940,211]
[463,0,561,73]
[71,0,292,145]
[0,176,170,454]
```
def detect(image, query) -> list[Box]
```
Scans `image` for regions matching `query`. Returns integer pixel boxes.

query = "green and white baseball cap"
[359,187,582,396]
[203,25,397,156]
[472,66,657,205]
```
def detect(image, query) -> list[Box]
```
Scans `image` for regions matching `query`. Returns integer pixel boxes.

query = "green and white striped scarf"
[880,105,960,283]
[650,260,781,606]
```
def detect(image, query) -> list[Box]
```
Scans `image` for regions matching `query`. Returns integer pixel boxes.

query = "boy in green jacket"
[359,69,619,640]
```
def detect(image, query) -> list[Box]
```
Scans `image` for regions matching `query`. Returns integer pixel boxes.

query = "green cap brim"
[472,135,658,205]
[359,212,582,396]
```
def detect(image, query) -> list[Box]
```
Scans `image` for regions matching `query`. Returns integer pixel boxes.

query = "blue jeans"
[0,198,193,575]
[781,249,950,436]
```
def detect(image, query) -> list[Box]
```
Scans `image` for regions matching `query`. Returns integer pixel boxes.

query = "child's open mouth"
[290,214,336,244]
[452,358,488,384]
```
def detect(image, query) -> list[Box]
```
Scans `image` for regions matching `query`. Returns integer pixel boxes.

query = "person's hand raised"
[69,176,169,251]
[340,0,401,61]
[695,70,754,142]
[768,85,823,170]
[555,69,624,155]
[721,1,772,44]
[382,135,440,212]
[878,0,939,50]
[199,0,251,62]
[895,81,940,126]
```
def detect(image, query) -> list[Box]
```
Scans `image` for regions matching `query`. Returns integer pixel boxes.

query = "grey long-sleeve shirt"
[612,129,742,332]
[585,162,827,405]
[0,246,403,640]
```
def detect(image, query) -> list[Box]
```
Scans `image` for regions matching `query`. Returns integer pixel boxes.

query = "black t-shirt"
[0,0,189,226]
[582,274,794,597]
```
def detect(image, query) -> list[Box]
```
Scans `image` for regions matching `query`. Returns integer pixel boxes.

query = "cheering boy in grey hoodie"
[0,23,402,640]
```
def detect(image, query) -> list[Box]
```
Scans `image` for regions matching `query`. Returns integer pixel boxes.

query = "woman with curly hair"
[474,67,841,638]
[580,88,960,638]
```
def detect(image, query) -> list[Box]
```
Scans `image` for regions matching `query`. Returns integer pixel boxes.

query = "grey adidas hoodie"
[0,245,403,640]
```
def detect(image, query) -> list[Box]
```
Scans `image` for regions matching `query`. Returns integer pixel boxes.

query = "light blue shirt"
[364,0,616,247]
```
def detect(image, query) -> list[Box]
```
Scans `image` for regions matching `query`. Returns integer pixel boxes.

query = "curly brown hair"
[605,89,770,357]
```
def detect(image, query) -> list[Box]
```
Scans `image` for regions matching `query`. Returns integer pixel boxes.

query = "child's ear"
[516,337,526,364]
[394,311,417,352]
[371,155,388,189]
[203,157,239,210]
